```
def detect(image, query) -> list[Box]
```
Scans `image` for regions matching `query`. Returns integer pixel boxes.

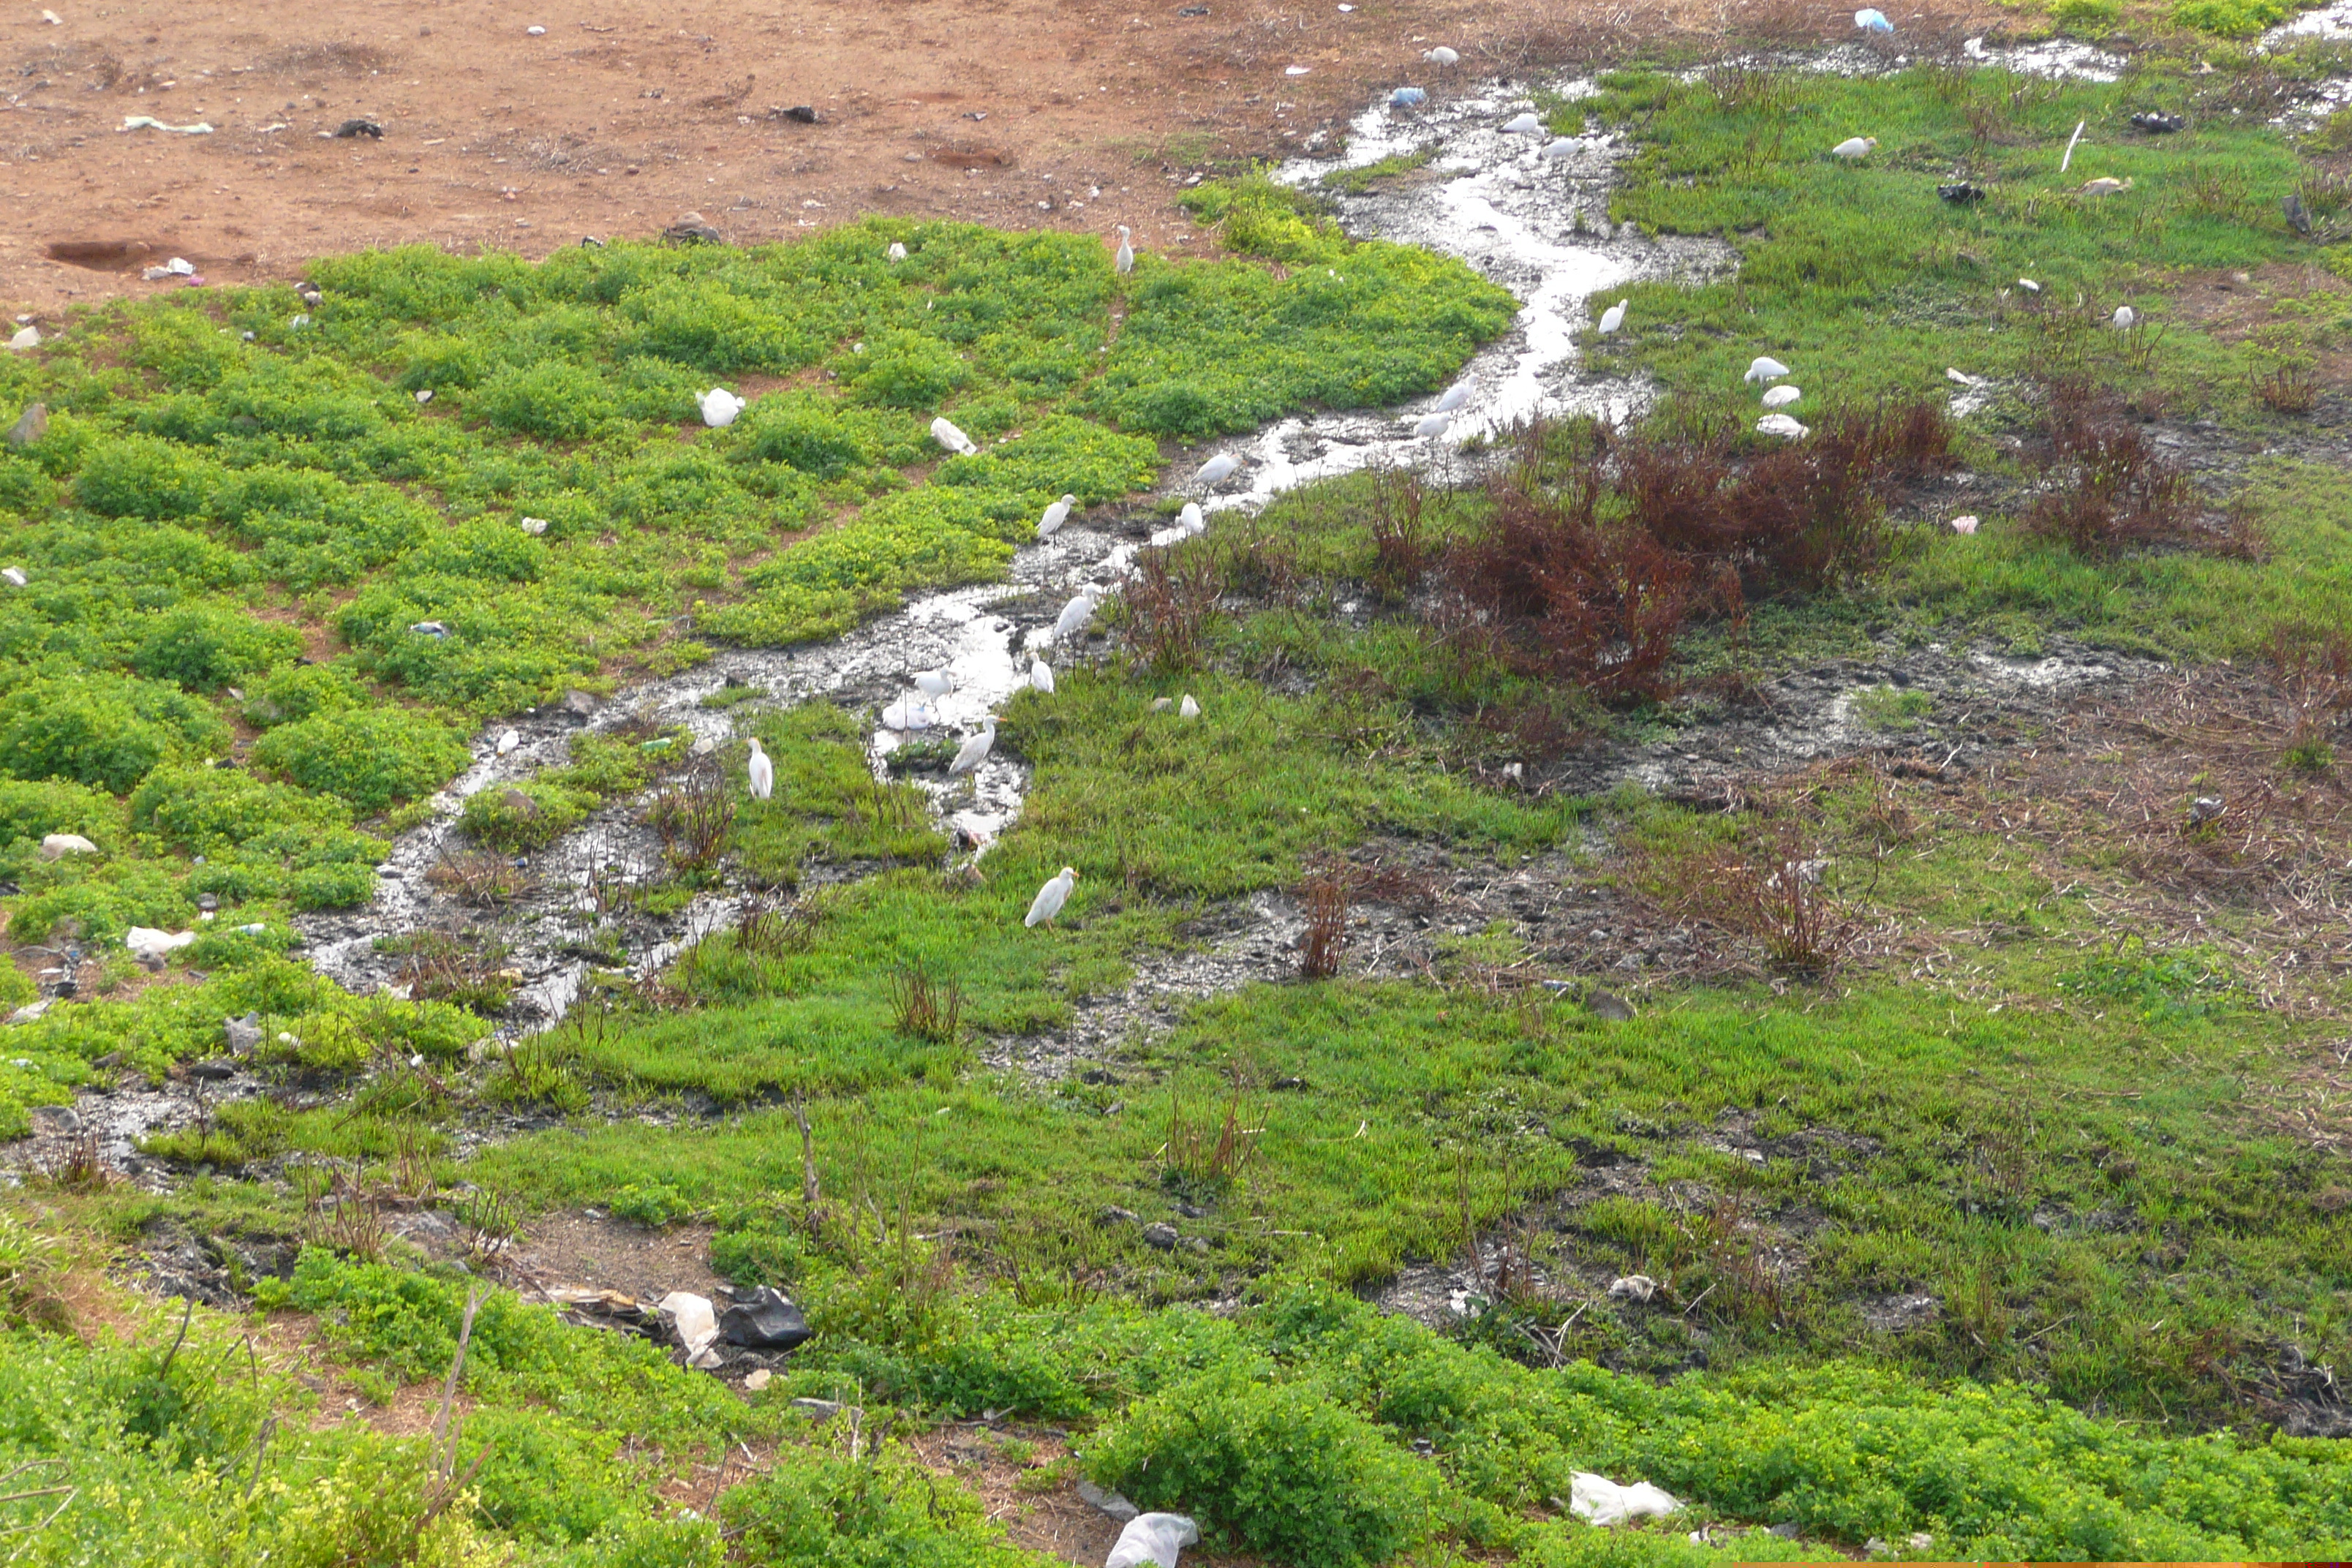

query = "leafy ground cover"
[4,35,2352,1568]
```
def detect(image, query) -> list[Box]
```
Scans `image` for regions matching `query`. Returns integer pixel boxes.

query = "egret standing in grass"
[1597,299,1627,336]
[1540,137,1577,161]
[949,716,998,779]
[1025,866,1077,927]
[1115,226,1135,275]
[1831,136,1878,159]
[699,388,745,428]
[1030,657,1055,694]
[1039,494,1076,538]
[746,738,774,801]
[2112,305,2136,330]
[1744,356,1791,384]
[1178,694,1201,720]
[1179,501,1205,537]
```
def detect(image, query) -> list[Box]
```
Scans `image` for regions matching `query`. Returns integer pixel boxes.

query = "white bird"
[495,728,520,755]
[1539,137,1576,161]
[1757,412,1809,440]
[914,668,957,699]
[746,738,774,800]
[1114,225,1134,276]
[1178,694,1200,720]
[930,415,978,456]
[1423,45,1460,64]
[1950,514,1981,535]
[1760,385,1801,409]
[1597,299,1627,336]
[519,516,549,535]
[2112,305,2136,330]
[1025,865,1077,927]
[1945,368,1987,388]
[1038,494,1076,538]
[1196,453,1238,488]
[2018,278,2042,293]
[1502,112,1542,135]
[1743,356,1790,384]
[699,388,745,427]
[1413,412,1452,440]
[1030,658,1055,694]
[1432,375,1476,412]
[881,699,935,731]
[888,241,908,262]
[1831,136,1877,159]
[1179,501,1205,536]
[949,716,997,777]
[1052,592,1098,642]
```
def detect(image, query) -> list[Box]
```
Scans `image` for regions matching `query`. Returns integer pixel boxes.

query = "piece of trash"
[2189,795,2225,826]
[1105,1512,1200,1568]
[0,568,24,588]
[719,1286,814,1351]
[2018,277,2041,293]
[1178,694,1201,720]
[2081,176,2132,196]
[122,115,213,135]
[658,1291,725,1370]
[2130,111,2185,133]
[39,834,95,859]
[519,516,548,536]
[1285,64,1310,74]
[5,327,37,352]
[1950,514,1980,535]
[1855,7,1893,29]
[289,313,311,328]
[333,118,384,139]
[1608,1273,1659,1302]
[408,620,450,638]
[1568,1471,1683,1526]
[1945,367,1986,387]
[414,388,433,404]
[1177,4,1209,12]
[698,388,745,427]
[930,415,978,456]
[888,241,908,261]
[1937,181,1983,203]
[526,23,546,34]
[1390,86,1426,108]
[2060,117,2087,173]
[166,256,194,276]
[41,9,60,22]
[124,927,197,965]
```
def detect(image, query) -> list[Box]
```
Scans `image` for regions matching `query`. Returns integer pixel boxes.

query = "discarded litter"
[658,1291,725,1370]
[125,927,197,965]
[1390,86,1427,108]
[5,327,37,352]
[1950,515,1980,535]
[1607,1273,1659,1302]
[2129,110,2185,133]
[1757,412,1809,439]
[122,116,212,135]
[698,388,745,427]
[1105,1512,1200,1568]
[0,568,24,588]
[1937,181,1984,203]
[1855,7,1893,29]
[1568,1471,1683,1526]
[930,415,978,456]
[333,118,384,139]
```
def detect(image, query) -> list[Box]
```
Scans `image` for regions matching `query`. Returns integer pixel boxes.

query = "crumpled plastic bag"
[698,388,744,428]
[1569,1471,1682,1526]
[658,1291,725,1369]
[1106,1511,1199,1568]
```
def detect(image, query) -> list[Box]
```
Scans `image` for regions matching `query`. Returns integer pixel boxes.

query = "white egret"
[1178,693,1200,720]
[1757,413,1809,440]
[1115,225,1134,275]
[1413,411,1453,440]
[495,728,520,755]
[914,668,957,699]
[888,241,908,261]
[1950,514,1981,535]
[1433,375,1477,412]
[1025,866,1077,927]
[1760,385,1801,409]
[1196,453,1239,487]
[1502,112,1542,135]
[1052,592,1098,642]
[1830,136,1877,158]
[881,699,935,731]
[1743,356,1790,384]
[1539,137,1576,160]
[1423,45,1459,64]
[1030,658,1055,694]
[1597,299,1627,336]
[2111,305,2136,330]
[1038,494,1076,538]
[1179,501,1205,536]
[699,388,745,427]
[930,415,979,456]
[746,738,774,800]
[949,716,998,777]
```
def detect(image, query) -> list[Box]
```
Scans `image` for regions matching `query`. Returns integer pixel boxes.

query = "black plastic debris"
[720,1286,813,1352]
[2129,112,2185,134]
[1937,182,1985,204]
[772,105,819,124]
[333,118,384,140]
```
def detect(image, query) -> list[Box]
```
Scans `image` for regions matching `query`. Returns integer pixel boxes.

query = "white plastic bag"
[1569,1471,1681,1526]
[1105,1512,1199,1568]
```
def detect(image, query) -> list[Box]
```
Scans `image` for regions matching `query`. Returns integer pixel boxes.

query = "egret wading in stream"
[1115,226,1134,275]
[746,738,774,801]
[1597,299,1627,336]
[949,716,998,778]
[1025,866,1077,927]
[1053,592,1098,644]
[1433,374,1477,412]
[1413,411,1454,440]
[914,668,957,700]
[1196,452,1239,489]
[1502,111,1542,135]
[1038,494,1076,538]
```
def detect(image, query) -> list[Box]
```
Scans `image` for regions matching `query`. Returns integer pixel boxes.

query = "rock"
[562,689,600,717]
[1607,1273,1658,1303]
[1077,1477,1140,1523]
[1587,990,1635,1022]
[1107,1512,1199,1568]
[719,1286,813,1352]
[789,1397,845,1419]
[5,403,45,447]
[663,211,725,244]
[28,1104,76,1135]
[188,1060,237,1081]
[1098,1205,1140,1226]
[7,999,52,1025]
[742,1368,772,1392]
[39,834,97,860]
[224,1013,263,1053]
[1140,1222,1180,1250]
[1769,1521,1803,1539]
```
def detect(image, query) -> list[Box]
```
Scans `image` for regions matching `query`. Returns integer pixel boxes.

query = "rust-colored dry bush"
[1124,541,1223,672]
[2023,377,2195,556]
[1297,872,1350,979]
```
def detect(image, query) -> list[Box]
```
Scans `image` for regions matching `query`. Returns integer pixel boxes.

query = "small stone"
[7,1000,53,1025]
[790,1397,844,1420]
[188,1060,237,1081]
[5,403,45,448]
[1098,1205,1140,1226]
[1076,1478,1140,1523]
[225,1013,262,1052]
[28,1104,76,1135]
[1587,990,1635,1022]
[1141,1222,1180,1250]
[39,834,97,860]
[1607,1273,1658,1303]
[742,1368,772,1392]
[562,689,600,717]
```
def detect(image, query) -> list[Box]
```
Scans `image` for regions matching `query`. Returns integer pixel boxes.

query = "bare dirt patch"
[500,1208,725,1301]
